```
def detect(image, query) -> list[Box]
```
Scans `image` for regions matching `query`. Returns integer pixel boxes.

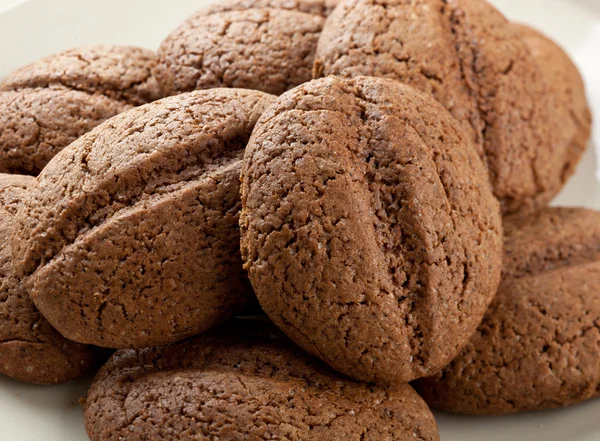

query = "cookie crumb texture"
[241,76,502,384]
[205,0,339,17]
[416,207,600,414]
[11,88,276,349]
[0,45,163,175]
[314,0,564,215]
[155,6,324,96]
[0,174,101,384]
[514,24,592,189]
[84,322,439,441]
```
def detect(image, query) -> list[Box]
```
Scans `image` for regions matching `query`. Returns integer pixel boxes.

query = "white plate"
[0,0,599,440]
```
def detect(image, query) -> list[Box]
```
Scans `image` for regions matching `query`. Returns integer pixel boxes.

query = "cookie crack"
[442,0,544,199]
[18,91,261,278]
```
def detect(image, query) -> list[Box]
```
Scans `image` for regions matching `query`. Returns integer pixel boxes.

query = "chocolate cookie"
[0,174,101,384]
[314,0,560,214]
[240,76,503,384]
[84,321,439,441]
[0,45,163,175]
[11,88,276,349]
[205,0,339,16]
[0,45,163,105]
[415,207,600,414]
[515,24,592,185]
[155,3,325,96]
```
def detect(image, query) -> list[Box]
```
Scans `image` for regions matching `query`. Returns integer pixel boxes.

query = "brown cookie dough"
[11,88,276,349]
[0,89,127,175]
[514,24,592,186]
[205,0,339,17]
[0,45,163,105]
[314,0,560,214]
[415,207,600,414]
[155,5,324,96]
[240,76,502,384]
[84,321,439,441]
[0,174,102,384]
[0,45,163,175]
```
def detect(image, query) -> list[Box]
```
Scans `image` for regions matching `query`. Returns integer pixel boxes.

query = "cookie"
[84,321,440,441]
[315,0,482,149]
[155,4,325,96]
[240,76,502,384]
[0,89,126,176]
[0,45,163,105]
[514,24,592,185]
[415,207,600,414]
[11,88,276,349]
[0,45,163,175]
[205,0,339,16]
[0,174,102,384]
[314,0,560,214]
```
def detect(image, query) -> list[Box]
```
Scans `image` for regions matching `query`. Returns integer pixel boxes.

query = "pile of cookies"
[0,0,596,439]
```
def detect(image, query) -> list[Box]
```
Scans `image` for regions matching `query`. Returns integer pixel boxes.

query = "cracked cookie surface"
[205,0,339,17]
[0,45,163,175]
[0,174,102,384]
[314,0,560,214]
[11,88,276,349]
[155,5,324,96]
[514,24,592,191]
[84,321,440,441]
[240,76,502,384]
[415,207,600,414]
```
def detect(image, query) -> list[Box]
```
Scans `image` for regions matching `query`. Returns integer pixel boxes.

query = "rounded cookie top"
[514,24,591,185]
[0,45,163,175]
[205,0,339,16]
[415,207,600,414]
[240,76,502,384]
[0,88,128,175]
[0,173,102,384]
[84,321,439,441]
[314,0,559,214]
[0,45,163,105]
[11,88,276,349]
[155,7,324,96]
[314,0,483,149]
[0,174,36,214]
[503,206,600,279]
